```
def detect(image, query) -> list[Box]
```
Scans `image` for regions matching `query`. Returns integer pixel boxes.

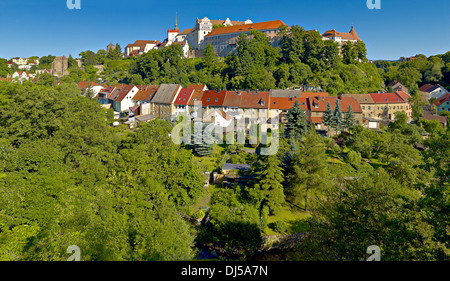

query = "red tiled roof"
[223,91,244,108]
[188,90,204,106]
[369,93,406,103]
[270,97,309,110]
[308,96,362,113]
[201,90,226,107]
[322,26,361,41]
[114,85,136,102]
[434,93,450,107]
[174,88,194,105]
[239,91,270,109]
[132,85,159,101]
[133,85,159,101]
[419,84,440,93]
[300,92,329,98]
[310,117,323,124]
[422,114,447,124]
[77,81,100,90]
[205,20,287,37]
[187,84,207,92]
[395,90,411,101]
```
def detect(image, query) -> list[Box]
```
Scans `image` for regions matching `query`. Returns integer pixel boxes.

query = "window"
[362,106,365,110]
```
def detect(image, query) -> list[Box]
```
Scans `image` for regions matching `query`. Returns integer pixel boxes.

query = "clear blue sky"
[0,0,449,61]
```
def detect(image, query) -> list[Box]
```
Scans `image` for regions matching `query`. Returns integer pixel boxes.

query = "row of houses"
[79,81,417,131]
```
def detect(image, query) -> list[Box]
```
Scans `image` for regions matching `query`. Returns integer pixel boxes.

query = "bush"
[346,150,361,165]
[269,221,288,234]
[192,209,206,220]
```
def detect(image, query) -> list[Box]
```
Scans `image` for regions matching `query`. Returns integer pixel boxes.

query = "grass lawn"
[264,203,311,236]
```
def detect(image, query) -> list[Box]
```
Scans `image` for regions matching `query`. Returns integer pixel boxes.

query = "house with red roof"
[433,93,450,114]
[187,84,208,92]
[125,40,161,57]
[201,90,226,122]
[112,85,140,112]
[12,71,34,81]
[269,97,309,124]
[322,26,362,46]
[419,84,449,100]
[174,88,195,116]
[132,85,159,105]
[308,96,363,130]
[368,92,410,121]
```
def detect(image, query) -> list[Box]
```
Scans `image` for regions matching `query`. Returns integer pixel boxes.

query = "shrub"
[192,209,206,220]
[269,221,288,234]
[346,150,361,165]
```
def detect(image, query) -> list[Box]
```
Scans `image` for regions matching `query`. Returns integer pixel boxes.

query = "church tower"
[167,12,180,44]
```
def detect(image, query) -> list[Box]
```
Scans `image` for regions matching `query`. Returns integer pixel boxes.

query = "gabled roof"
[369,93,406,103]
[178,27,195,36]
[419,84,443,93]
[308,96,362,113]
[132,85,159,101]
[270,97,309,110]
[434,93,450,107]
[151,84,182,104]
[77,81,100,90]
[174,88,194,105]
[108,86,123,101]
[395,90,411,101]
[201,90,226,107]
[114,85,137,102]
[188,90,204,106]
[223,91,244,108]
[187,84,208,92]
[205,20,288,37]
[421,114,447,125]
[239,91,270,109]
[322,26,361,41]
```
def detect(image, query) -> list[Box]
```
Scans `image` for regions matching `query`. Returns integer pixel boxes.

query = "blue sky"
[0,0,449,60]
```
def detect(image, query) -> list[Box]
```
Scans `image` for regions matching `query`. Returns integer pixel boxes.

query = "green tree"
[342,41,357,64]
[343,105,356,132]
[330,98,343,134]
[284,100,309,142]
[79,50,96,66]
[322,101,333,135]
[251,155,285,216]
[287,127,328,210]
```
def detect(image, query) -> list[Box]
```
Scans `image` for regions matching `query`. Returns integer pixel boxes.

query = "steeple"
[174,12,179,31]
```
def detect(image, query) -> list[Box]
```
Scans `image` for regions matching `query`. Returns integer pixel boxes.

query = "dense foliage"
[0,81,204,261]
